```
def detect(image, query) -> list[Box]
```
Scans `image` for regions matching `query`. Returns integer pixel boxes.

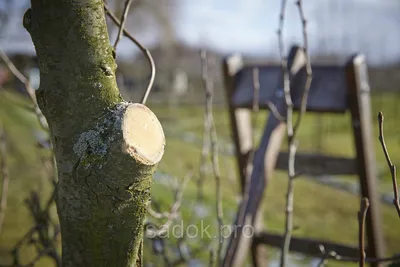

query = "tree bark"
[23,1,165,266]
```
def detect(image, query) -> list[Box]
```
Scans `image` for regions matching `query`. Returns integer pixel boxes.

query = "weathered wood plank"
[231,47,349,113]
[276,152,358,176]
[222,47,305,267]
[222,92,287,267]
[346,54,385,267]
[254,232,362,258]
[222,55,253,193]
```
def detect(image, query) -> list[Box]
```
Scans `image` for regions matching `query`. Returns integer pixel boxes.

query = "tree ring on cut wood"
[122,103,165,166]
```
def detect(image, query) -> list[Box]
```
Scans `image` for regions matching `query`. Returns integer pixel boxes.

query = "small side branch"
[1,191,61,267]
[378,112,400,217]
[277,0,294,264]
[113,0,134,50]
[278,1,313,266]
[104,3,155,105]
[0,122,9,234]
[200,50,224,266]
[358,198,369,267]
[0,49,48,130]
[293,0,312,130]
[147,173,191,236]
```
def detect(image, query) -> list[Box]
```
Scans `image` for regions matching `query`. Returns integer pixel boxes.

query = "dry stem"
[0,49,48,130]
[113,0,134,50]
[200,50,224,266]
[279,0,313,266]
[358,198,369,267]
[0,121,9,234]
[104,3,155,105]
[378,111,400,217]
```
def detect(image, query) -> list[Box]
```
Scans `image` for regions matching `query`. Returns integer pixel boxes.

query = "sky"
[1,0,400,66]
[175,0,400,65]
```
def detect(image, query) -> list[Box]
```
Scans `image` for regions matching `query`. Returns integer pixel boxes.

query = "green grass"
[0,89,399,266]
[0,90,55,266]
[147,93,400,266]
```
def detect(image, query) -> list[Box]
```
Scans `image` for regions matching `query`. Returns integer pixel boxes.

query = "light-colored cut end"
[122,103,165,165]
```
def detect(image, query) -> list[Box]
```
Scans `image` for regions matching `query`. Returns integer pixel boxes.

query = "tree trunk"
[23,1,165,266]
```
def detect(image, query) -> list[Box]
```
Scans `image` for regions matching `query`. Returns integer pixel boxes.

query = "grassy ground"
[0,90,55,266]
[147,94,400,266]
[0,89,399,266]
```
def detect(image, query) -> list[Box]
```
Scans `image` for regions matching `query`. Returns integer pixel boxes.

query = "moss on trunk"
[23,1,165,266]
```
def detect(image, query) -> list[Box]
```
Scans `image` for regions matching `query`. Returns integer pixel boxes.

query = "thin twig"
[200,50,224,266]
[280,141,297,267]
[209,249,215,267]
[0,121,9,233]
[0,49,48,130]
[2,190,60,267]
[378,111,400,217]
[198,89,212,201]
[279,0,313,266]
[244,68,262,179]
[316,238,400,266]
[104,3,155,105]
[266,101,286,122]
[252,68,260,113]
[293,0,313,131]
[113,0,134,50]
[315,246,400,265]
[277,0,292,265]
[358,197,369,267]
[147,173,191,236]
[316,245,328,267]
[169,242,211,266]
[0,50,35,101]
[326,251,400,264]
[251,68,260,145]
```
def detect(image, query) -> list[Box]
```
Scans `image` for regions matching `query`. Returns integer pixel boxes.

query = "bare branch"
[266,101,286,123]
[277,0,292,265]
[200,50,224,266]
[358,198,369,267]
[0,49,48,130]
[252,68,260,113]
[316,245,329,267]
[279,0,313,266]
[328,252,400,264]
[281,141,297,267]
[1,191,60,267]
[243,68,261,183]
[0,121,9,234]
[378,112,400,217]
[198,80,212,201]
[293,0,313,131]
[209,249,215,267]
[104,3,155,105]
[113,0,134,50]
[314,247,400,265]
[251,65,285,122]
[146,173,191,236]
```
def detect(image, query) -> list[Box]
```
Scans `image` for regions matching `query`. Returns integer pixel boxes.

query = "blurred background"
[0,0,399,266]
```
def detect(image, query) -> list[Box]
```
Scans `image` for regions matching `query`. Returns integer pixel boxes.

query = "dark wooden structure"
[221,46,385,267]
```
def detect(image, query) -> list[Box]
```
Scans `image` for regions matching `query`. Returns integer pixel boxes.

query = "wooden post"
[222,94,287,267]
[346,54,385,266]
[222,47,306,267]
[222,55,254,193]
[222,47,386,266]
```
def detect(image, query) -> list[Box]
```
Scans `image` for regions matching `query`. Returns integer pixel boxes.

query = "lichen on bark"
[23,1,165,266]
